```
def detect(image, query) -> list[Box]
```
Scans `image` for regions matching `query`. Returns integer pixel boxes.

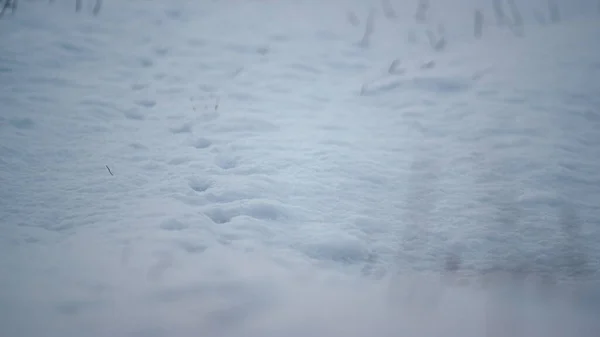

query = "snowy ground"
[1,0,600,336]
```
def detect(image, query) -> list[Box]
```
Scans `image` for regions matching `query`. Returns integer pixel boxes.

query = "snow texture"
[1,0,599,336]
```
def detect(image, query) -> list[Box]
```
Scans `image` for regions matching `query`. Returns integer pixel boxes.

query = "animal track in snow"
[135,99,157,108]
[167,157,191,165]
[123,109,145,120]
[138,57,154,68]
[159,218,188,231]
[188,177,212,193]
[204,200,289,225]
[192,137,212,149]
[131,83,147,91]
[9,118,35,129]
[170,122,193,134]
[215,154,238,170]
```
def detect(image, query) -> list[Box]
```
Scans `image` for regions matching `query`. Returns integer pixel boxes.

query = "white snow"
[1,0,599,336]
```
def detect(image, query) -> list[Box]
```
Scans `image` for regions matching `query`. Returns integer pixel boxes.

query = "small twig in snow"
[106,165,114,176]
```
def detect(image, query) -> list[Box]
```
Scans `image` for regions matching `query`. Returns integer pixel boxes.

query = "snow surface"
[1,0,600,336]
